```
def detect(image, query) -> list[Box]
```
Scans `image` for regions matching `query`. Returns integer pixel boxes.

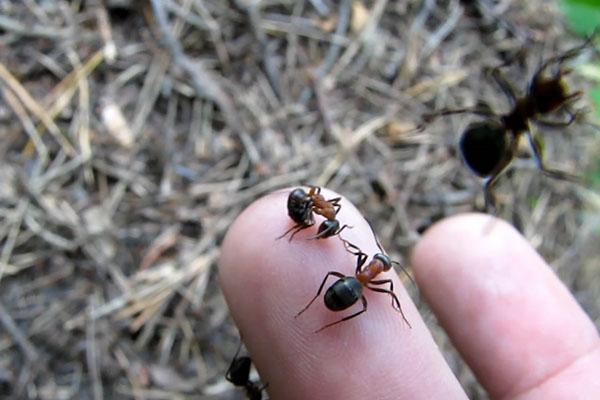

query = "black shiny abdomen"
[317,219,339,237]
[324,277,363,311]
[227,356,251,386]
[287,188,312,224]
[460,121,509,177]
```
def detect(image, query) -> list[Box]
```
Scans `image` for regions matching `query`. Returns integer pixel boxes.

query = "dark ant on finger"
[421,34,598,212]
[295,232,411,333]
[277,186,351,241]
[226,344,267,400]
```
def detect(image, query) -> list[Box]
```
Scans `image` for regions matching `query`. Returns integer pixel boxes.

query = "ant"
[421,34,597,212]
[277,186,351,241]
[226,344,267,400]
[295,230,411,333]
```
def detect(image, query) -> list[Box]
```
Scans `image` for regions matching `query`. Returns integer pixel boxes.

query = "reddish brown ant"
[421,35,597,211]
[295,231,411,333]
[226,344,267,400]
[277,186,351,241]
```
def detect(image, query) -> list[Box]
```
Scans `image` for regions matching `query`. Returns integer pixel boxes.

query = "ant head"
[374,253,392,271]
[460,120,509,177]
[317,219,339,237]
[227,356,252,387]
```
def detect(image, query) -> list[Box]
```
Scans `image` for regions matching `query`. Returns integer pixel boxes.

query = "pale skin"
[219,189,600,400]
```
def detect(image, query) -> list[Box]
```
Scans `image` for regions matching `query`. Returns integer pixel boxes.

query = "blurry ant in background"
[226,343,267,400]
[421,34,598,212]
[277,186,351,241]
[295,223,412,333]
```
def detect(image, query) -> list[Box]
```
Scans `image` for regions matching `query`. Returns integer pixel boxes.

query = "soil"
[0,1,598,399]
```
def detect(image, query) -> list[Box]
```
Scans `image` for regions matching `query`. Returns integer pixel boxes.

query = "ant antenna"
[364,217,416,286]
[391,260,416,286]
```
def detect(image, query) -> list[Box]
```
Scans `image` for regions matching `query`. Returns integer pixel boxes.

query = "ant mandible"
[422,35,597,211]
[277,186,351,241]
[295,233,411,333]
[226,344,267,400]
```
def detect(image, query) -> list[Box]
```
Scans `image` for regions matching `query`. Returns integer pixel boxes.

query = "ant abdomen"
[324,277,363,311]
[227,356,252,387]
[460,121,509,177]
[287,188,313,225]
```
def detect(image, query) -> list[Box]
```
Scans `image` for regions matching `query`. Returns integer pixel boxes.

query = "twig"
[0,302,39,363]
[421,0,463,59]
[314,0,350,78]
[308,0,331,16]
[150,0,260,164]
[1,87,49,163]
[316,109,399,185]
[327,0,388,81]
[0,62,75,155]
[86,296,104,400]
[0,14,70,39]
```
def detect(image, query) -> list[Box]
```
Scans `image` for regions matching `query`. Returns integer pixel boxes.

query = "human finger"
[411,214,600,399]
[219,188,467,400]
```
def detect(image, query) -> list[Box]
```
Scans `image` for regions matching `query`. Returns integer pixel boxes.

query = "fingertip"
[412,213,525,283]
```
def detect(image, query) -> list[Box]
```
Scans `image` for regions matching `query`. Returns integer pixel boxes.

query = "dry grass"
[0,0,598,399]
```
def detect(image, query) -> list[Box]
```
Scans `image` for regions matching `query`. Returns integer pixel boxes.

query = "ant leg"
[524,131,580,182]
[339,239,368,273]
[535,103,585,128]
[276,224,301,240]
[295,271,345,318]
[482,139,517,214]
[488,66,517,106]
[483,175,499,215]
[413,103,499,133]
[537,31,599,75]
[420,107,497,129]
[337,242,369,274]
[340,239,366,258]
[288,224,313,242]
[335,224,351,236]
[327,197,342,214]
[354,251,368,274]
[536,108,581,128]
[306,220,352,240]
[339,240,369,274]
[368,281,411,328]
[308,186,321,196]
[276,223,312,241]
[314,296,368,333]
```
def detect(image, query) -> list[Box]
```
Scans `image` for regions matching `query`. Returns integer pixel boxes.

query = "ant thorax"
[356,257,387,285]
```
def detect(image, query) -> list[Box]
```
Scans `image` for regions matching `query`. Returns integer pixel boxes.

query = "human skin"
[219,188,600,400]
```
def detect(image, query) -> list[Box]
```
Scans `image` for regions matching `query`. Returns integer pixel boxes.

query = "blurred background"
[0,0,598,398]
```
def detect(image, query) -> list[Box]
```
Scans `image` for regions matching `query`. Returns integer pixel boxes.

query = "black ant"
[226,344,267,400]
[295,232,411,333]
[421,35,597,211]
[277,186,351,241]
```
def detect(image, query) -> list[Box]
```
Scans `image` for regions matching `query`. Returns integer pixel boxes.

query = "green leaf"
[560,0,600,36]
